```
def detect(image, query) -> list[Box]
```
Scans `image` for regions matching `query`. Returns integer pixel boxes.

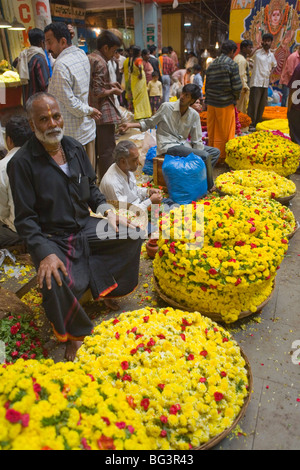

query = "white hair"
[25,92,59,118]
[113,140,137,163]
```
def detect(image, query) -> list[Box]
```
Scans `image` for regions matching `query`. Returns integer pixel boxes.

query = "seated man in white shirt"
[119,84,220,190]
[100,140,163,213]
[0,116,33,247]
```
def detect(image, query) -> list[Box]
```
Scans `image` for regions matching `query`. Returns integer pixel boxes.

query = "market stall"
[0,60,21,110]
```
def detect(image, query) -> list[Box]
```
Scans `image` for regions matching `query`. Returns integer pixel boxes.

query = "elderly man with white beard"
[7,92,144,361]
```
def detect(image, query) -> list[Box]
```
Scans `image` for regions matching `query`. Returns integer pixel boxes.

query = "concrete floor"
[33,131,300,450]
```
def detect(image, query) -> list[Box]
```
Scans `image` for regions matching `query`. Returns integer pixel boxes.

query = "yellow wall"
[162,13,182,62]
[229,9,252,43]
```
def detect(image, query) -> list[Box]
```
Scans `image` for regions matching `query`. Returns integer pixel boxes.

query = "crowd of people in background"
[2,22,300,185]
[0,21,300,360]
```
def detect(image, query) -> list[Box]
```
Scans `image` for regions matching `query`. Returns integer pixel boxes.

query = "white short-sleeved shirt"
[250,49,277,88]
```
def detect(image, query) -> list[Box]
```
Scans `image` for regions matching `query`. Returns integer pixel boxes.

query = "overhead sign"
[50,3,85,20]
[32,0,52,30]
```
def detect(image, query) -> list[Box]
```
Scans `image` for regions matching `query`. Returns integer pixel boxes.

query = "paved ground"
[2,128,299,450]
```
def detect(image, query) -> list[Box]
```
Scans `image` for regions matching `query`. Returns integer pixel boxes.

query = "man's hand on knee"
[38,254,68,290]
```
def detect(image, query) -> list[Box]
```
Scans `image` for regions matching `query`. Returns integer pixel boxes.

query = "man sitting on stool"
[119,84,220,190]
[100,140,163,212]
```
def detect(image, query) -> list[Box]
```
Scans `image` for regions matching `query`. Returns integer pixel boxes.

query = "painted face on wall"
[271,9,281,26]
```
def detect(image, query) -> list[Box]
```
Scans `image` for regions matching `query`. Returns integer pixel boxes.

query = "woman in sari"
[123,46,133,112]
[130,46,152,120]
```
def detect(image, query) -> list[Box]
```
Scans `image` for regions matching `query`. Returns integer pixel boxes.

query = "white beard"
[34,125,64,145]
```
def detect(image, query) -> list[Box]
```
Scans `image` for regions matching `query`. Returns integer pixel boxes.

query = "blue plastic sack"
[142,145,157,175]
[162,153,207,204]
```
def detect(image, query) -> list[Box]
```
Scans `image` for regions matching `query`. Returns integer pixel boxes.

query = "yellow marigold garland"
[77,307,250,450]
[225,131,300,176]
[215,169,296,200]
[256,119,290,135]
[0,359,152,450]
[153,196,289,322]
[0,308,250,450]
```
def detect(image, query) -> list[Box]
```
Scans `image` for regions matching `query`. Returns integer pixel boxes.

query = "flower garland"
[225,131,300,176]
[262,106,288,121]
[153,196,289,322]
[215,169,296,201]
[77,307,250,450]
[256,119,290,135]
[0,308,250,450]
[237,112,252,129]
[0,359,152,450]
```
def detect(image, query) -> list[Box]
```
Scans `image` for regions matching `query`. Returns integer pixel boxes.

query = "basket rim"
[153,275,276,323]
[194,345,253,450]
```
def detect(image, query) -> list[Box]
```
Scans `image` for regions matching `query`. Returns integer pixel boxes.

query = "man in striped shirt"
[45,22,101,171]
[17,28,50,104]
[205,40,242,162]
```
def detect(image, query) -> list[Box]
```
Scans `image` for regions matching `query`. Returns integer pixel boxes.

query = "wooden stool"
[153,155,167,188]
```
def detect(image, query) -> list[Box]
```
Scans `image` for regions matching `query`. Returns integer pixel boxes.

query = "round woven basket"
[288,221,299,240]
[153,275,276,323]
[194,346,253,450]
[216,188,296,204]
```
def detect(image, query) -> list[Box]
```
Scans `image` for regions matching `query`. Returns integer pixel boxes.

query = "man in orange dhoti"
[205,41,242,162]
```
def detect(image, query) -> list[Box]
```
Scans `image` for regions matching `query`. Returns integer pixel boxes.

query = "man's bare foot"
[65,340,82,362]
[103,298,120,311]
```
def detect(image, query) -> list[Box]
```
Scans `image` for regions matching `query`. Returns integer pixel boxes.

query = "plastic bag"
[142,145,157,175]
[140,129,156,167]
[162,153,207,204]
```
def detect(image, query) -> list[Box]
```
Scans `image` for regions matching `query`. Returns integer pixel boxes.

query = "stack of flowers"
[236,195,297,239]
[262,106,287,120]
[225,131,300,176]
[153,196,289,323]
[215,169,296,201]
[237,112,251,130]
[0,308,251,450]
[0,359,152,450]
[76,307,250,450]
[256,119,290,135]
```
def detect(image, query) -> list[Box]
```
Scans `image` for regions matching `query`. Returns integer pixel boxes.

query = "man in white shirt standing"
[247,34,277,130]
[0,116,33,247]
[44,22,101,170]
[100,140,163,213]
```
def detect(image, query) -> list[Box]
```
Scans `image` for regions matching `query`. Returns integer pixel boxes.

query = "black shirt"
[7,135,106,260]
